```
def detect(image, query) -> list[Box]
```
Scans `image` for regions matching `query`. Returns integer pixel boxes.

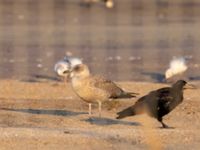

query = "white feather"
[64,56,82,68]
[54,60,70,77]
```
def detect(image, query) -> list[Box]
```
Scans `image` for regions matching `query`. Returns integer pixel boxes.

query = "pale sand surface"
[0,80,200,150]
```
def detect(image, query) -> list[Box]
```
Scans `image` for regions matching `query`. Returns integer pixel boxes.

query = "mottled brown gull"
[70,64,138,117]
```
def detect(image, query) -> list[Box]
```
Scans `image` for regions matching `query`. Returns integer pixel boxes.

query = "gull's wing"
[90,75,136,98]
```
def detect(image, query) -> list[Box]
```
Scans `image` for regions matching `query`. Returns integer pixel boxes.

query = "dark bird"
[70,64,138,117]
[116,80,196,128]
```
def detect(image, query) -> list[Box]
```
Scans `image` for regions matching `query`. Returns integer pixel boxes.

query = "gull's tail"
[117,92,139,99]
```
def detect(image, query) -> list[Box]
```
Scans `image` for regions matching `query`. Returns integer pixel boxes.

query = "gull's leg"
[89,103,92,116]
[63,76,66,83]
[98,101,102,118]
[64,76,68,83]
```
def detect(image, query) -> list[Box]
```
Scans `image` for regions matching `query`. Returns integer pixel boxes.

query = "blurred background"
[0,0,200,82]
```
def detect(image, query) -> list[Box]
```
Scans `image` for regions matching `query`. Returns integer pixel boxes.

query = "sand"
[0,79,200,150]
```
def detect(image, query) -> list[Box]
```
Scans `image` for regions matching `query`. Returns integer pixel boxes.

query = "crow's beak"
[184,84,197,90]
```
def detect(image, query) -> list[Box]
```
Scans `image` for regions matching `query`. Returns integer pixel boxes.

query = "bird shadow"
[1,108,87,117]
[83,117,141,126]
[142,72,200,82]
[33,74,59,80]
[158,126,175,130]
[141,72,165,83]
[189,76,200,81]
[20,74,60,83]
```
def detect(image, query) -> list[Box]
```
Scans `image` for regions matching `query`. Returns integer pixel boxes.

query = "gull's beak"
[184,84,197,90]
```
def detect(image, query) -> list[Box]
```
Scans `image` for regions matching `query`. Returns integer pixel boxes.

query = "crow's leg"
[158,117,169,128]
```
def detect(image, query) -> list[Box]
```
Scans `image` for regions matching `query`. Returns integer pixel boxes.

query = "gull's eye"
[73,65,84,72]
[74,66,80,71]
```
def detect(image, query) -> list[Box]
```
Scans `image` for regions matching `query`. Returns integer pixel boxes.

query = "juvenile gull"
[165,57,188,82]
[70,64,138,117]
[117,80,196,128]
[54,57,82,82]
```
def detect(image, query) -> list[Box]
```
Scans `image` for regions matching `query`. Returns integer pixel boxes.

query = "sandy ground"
[0,79,200,150]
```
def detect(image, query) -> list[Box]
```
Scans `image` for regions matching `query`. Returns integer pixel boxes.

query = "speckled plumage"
[70,64,137,117]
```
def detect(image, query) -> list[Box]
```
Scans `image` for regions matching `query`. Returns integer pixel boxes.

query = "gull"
[70,64,138,117]
[54,56,82,82]
[165,57,188,82]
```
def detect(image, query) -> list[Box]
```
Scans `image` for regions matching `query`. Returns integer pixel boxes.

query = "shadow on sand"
[1,108,87,117]
[141,72,165,83]
[20,74,60,83]
[83,117,141,126]
[189,76,200,81]
[142,72,200,82]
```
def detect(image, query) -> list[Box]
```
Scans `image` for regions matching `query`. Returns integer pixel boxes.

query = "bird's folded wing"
[91,75,123,97]
[157,87,174,110]
[157,88,171,98]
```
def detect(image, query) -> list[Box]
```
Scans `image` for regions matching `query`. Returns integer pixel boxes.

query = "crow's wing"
[132,91,159,117]
[157,87,173,102]
[157,87,174,115]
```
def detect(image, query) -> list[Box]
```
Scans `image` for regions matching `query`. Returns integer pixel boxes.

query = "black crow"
[116,80,195,128]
